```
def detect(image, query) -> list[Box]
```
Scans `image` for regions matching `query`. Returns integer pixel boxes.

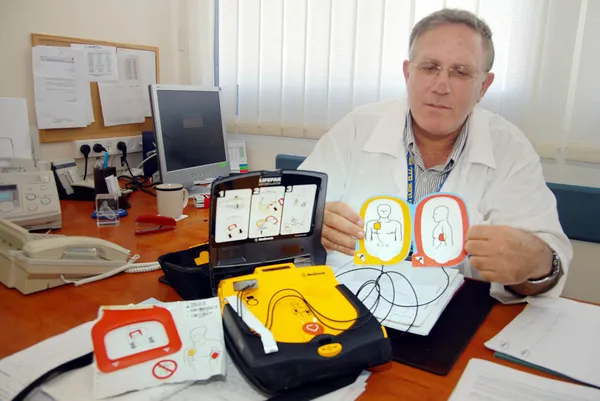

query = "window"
[216,0,600,162]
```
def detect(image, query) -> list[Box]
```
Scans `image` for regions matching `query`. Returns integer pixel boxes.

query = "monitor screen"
[155,89,227,172]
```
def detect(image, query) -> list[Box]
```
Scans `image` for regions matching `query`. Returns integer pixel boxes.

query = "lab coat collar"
[362,98,496,169]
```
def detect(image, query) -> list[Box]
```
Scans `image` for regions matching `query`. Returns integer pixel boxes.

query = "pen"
[103,151,109,169]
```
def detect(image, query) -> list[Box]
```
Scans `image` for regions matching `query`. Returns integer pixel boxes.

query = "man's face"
[403,23,495,137]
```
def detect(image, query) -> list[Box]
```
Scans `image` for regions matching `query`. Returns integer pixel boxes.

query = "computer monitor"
[149,85,231,195]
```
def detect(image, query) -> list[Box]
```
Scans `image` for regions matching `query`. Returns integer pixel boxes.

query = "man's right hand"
[322,201,364,256]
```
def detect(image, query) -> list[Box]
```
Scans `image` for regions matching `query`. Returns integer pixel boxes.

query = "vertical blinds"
[217,0,600,162]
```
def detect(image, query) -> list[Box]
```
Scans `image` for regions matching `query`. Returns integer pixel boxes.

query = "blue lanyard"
[407,152,416,204]
[406,151,448,204]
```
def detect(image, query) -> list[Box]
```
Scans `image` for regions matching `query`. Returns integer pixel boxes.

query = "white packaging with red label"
[91,298,225,399]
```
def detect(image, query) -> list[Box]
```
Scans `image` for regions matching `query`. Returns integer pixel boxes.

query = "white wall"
[0,0,185,166]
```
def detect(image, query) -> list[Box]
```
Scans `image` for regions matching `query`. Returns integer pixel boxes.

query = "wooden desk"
[0,191,568,400]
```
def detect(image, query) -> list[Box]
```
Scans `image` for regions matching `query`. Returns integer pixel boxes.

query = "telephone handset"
[22,236,130,262]
[0,215,32,250]
[0,218,144,295]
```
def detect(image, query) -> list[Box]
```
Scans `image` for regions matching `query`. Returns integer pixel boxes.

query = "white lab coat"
[299,98,572,303]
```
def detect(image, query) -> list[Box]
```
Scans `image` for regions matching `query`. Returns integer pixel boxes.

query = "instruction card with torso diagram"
[354,193,469,268]
[214,184,318,243]
[90,298,225,399]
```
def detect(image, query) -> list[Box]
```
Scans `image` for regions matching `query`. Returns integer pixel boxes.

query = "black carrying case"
[158,170,329,299]
[222,284,392,395]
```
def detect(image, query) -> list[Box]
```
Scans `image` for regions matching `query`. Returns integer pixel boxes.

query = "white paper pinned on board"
[116,48,157,117]
[71,44,119,82]
[98,80,145,127]
[32,46,90,129]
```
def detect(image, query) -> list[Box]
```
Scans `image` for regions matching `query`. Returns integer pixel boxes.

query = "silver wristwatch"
[527,250,562,285]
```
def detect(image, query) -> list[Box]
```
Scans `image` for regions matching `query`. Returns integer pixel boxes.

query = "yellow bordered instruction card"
[354,193,470,268]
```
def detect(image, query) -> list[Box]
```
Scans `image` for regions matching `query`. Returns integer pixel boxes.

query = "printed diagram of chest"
[214,184,318,243]
[354,193,470,267]
[366,204,404,246]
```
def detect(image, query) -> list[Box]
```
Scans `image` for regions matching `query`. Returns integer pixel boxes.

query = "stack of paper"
[485,297,600,388]
[164,355,370,401]
[449,359,600,401]
[0,321,95,401]
[40,365,189,401]
[39,352,370,401]
[336,261,464,336]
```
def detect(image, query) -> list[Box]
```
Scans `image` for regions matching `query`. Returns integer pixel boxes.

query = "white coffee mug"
[156,183,189,219]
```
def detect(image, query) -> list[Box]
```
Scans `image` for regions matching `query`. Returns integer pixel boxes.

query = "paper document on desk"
[40,363,190,401]
[165,353,371,401]
[336,261,464,336]
[32,46,91,129]
[39,334,370,401]
[0,321,94,401]
[0,97,32,158]
[448,358,600,401]
[485,297,600,388]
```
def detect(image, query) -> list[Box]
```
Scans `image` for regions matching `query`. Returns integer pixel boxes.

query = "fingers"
[326,202,364,235]
[322,201,363,256]
[322,236,355,256]
[476,269,497,283]
[323,224,356,250]
[468,255,493,272]
[464,239,496,257]
[468,255,499,283]
[466,225,495,240]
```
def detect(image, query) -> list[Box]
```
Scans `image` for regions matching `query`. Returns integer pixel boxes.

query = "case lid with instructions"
[208,170,328,271]
[157,169,329,300]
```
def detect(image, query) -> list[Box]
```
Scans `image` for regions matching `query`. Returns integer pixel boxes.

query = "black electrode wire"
[263,289,375,332]
[334,263,452,337]
[335,265,450,308]
[231,262,450,340]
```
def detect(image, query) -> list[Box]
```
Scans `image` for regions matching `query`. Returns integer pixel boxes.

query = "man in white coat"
[299,9,572,302]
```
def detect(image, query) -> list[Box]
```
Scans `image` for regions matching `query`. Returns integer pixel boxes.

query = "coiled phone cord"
[60,255,161,287]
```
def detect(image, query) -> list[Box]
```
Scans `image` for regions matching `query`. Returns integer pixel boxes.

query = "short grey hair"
[409,9,495,72]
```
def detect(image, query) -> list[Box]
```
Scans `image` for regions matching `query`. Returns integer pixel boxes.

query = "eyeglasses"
[411,60,484,82]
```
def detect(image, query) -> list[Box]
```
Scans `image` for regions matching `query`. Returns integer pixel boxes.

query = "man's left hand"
[465,225,553,285]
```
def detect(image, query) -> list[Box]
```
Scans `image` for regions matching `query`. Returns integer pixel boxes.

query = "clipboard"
[386,279,497,375]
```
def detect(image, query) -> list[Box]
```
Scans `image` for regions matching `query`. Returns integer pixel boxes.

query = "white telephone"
[0,218,147,295]
[0,158,62,230]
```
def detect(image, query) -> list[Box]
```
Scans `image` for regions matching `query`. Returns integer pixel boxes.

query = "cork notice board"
[31,33,160,143]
